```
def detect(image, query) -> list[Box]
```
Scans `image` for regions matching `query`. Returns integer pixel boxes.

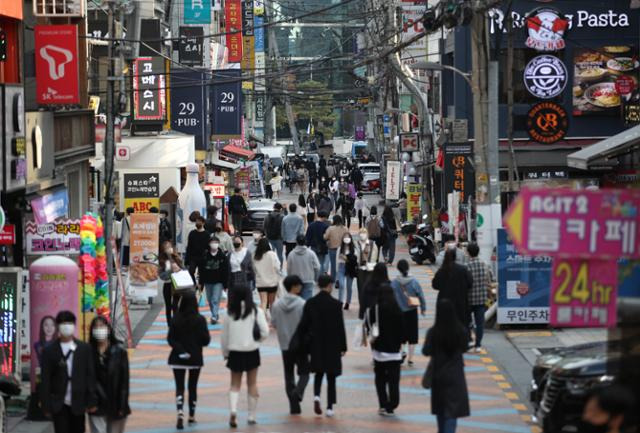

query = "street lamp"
[409,61,473,89]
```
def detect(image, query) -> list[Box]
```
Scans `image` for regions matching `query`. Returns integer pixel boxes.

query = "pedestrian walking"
[465,243,493,353]
[305,211,330,275]
[199,237,229,325]
[204,205,218,233]
[324,215,349,283]
[263,202,284,265]
[167,292,211,429]
[40,310,97,433]
[306,192,317,224]
[229,187,248,235]
[159,241,185,324]
[88,316,130,433]
[329,177,340,208]
[435,237,468,267]
[270,275,309,414]
[186,216,211,286]
[432,247,473,329]
[422,299,470,433]
[351,165,363,191]
[297,166,307,194]
[213,224,234,254]
[391,260,427,366]
[316,190,333,216]
[359,262,389,320]
[336,191,355,229]
[228,236,256,292]
[221,286,270,427]
[246,229,264,258]
[282,203,305,257]
[159,209,173,245]
[380,206,399,265]
[287,235,321,300]
[297,194,308,229]
[366,206,383,258]
[354,193,368,229]
[270,171,283,199]
[120,207,133,269]
[366,284,404,417]
[297,274,347,417]
[264,170,273,199]
[253,238,281,312]
[337,232,357,310]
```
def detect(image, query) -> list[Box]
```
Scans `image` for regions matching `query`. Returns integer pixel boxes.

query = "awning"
[209,158,240,170]
[567,124,640,170]
[221,145,255,160]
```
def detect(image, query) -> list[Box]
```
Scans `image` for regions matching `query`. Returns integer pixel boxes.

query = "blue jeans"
[436,415,457,433]
[337,263,353,304]
[382,236,396,263]
[317,253,328,276]
[301,282,314,300]
[328,248,338,282]
[204,282,224,321]
[470,304,486,347]
[269,239,283,266]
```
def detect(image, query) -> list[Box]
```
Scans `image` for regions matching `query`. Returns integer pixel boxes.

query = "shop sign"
[178,27,204,66]
[550,258,617,328]
[0,224,15,245]
[615,75,635,96]
[525,170,567,180]
[241,36,255,88]
[34,25,79,104]
[211,70,242,138]
[254,16,264,51]
[204,184,225,198]
[0,268,21,377]
[225,0,243,63]
[129,213,159,287]
[400,133,420,152]
[526,102,568,144]
[443,143,475,202]
[115,145,130,160]
[183,0,211,24]
[242,0,254,36]
[255,93,265,122]
[385,161,401,200]
[406,183,422,221]
[123,173,160,213]
[170,69,208,150]
[25,219,81,255]
[504,187,640,259]
[132,57,165,121]
[31,189,69,224]
[253,0,264,15]
[524,8,569,52]
[383,114,390,138]
[624,102,640,125]
[401,6,427,50]
[523,55,567,99]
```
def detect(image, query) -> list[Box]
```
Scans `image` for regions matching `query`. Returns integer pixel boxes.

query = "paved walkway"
[126,242,535,433]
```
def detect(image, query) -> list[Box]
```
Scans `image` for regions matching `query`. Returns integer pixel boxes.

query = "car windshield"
[271,157,283,166]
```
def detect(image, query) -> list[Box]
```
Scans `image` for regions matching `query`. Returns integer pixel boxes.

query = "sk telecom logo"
[35,25,79,105]
[39,45,73,80]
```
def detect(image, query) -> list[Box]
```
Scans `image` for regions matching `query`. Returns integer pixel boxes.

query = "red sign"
[115,145,130,161]
[225,0,243,63]
[0,224,15,245]
[34,25,79,105]
[615,75,635,96]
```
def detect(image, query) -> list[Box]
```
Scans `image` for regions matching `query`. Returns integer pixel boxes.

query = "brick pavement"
[126,243,535,433]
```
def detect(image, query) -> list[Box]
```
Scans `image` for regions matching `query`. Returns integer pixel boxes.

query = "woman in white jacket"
[252,238,281,315]
[221,285,269,428]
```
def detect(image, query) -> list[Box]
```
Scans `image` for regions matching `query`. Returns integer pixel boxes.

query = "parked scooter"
[402,215,436,265]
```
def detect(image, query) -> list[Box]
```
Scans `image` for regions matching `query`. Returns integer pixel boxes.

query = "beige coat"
[324,225,349,249]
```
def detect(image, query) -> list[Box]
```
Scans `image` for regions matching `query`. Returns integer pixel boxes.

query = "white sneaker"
[326,408,334,417]
[474,346,483,353]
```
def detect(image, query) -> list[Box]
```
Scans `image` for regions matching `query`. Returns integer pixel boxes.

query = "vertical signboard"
[123,173,160,212]
[211,70,242,138]
[406,183,422,221]
[184,0,211,24]
[254,92,265,126]
[0,268,20,378]
[171,69,208,150]
[385,161,401,200]
[3,85,27,192]
[444,143,475,202]
[128,214,160,296]
[34,25,79,104]
[225,0,243,63]
[132,57,166,121]
[254,16,264,51]
[242,0,255,89]
[178,27,204,66]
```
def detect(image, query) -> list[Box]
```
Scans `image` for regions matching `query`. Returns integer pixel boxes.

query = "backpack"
[367,216,381,239]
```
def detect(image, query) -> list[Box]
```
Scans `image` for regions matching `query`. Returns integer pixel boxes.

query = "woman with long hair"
[167,292,211,429]
[432,247,473,329]
[228,236,256,292]
[380,205,399,265]
[358,262,390,320]
[306,191,317,223]
[297,194,308,229]
[159,241,184,324]
[422,299,470,433]
[88,316,130,433]
[253,238,281,313]
[221,286,269,427]
[336,232,357,310]
[34,315,56,367]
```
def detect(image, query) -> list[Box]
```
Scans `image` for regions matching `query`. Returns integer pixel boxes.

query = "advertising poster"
[443,143,475,202]
[573,45,639,116]
[406,183,422,221]
[497,228,552,324]
[0,224,15,245]
[0,268,21,378]
[178,27,204,66]
[25,219,81,256]
[132,57,166,121]
[170,69,208,150]
[385,161,401,200]
[31,189,69,224]
[184,0,211,24]
[129,214,159,297]
[123,173,160,212]
[211,70,242,138]
[29,256,79,391]
[225,0,243,63]
[550,258,617,328]
[34,25,79,104]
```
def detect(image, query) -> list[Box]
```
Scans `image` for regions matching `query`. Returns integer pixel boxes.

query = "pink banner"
[550,259,617,328]
[504,187,640,259]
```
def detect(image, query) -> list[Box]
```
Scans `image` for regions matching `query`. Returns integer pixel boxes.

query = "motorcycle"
[402,216,436,265]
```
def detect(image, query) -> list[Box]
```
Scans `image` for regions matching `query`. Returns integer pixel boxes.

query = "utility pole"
[506,13,520,194]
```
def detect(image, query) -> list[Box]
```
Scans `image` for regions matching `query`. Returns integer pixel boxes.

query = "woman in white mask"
[88,316,130,433]
[336,233,357,310]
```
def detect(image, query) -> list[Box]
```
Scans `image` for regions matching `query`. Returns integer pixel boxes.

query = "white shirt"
[229,248,248,272]
[60,340,77,406]
[372,350,403,362]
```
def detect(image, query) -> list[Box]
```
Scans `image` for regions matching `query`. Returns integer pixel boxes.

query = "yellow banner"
[124,198,160,213]
[406,183,422,221]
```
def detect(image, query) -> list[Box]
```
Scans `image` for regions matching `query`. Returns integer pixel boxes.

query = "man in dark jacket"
[186,216,211,286]
[199,237,229,324]
[305,211,330,275]
[40,310,97,433]
[316,190,333,216]
[263,202,284,264]
[159,209,173,244]
[228,187,248,235]
[351,166,363,190]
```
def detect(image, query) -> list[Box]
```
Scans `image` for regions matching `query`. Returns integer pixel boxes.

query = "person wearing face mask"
[159,209,173,245]
[247,229,265,258]
[213,224,234,254]
[159,241,185,324]
[336,233,357,310]
[199,236,229,325]
[228,236,255,292]
[40,310,98,433]
[88,316,130,433]
[185,216,211,287]
[581,385,635,433]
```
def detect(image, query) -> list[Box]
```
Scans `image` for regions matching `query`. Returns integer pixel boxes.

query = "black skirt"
[227,350,261,372]
[257,285,278,294]
[402,309,419,344]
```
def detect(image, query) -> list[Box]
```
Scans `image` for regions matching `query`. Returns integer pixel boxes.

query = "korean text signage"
[225,0,243,63]
[497,229,552,324]
[184,0,211,24]
[526,102,568,144]
[0,224,15,245]
[524,7,569,52]
[400,133,419,152]
[31,189,69,224]
[524,55,567,99]
[0,269,20,377]
[254,16,265,51]
[385,161,401,200]
[25,219,81,255]
[129,214,159,287]
[406,184,422,221]
[132,57,165,121]
[211,70,242,138]
[123,173,160,213]
[178,27,204,66]
[170,70,208,150]
[443,143,475,202]
[34,25,79,104]
[255,92,265,123]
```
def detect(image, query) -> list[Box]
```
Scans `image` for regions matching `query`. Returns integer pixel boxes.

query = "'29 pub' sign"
[171,69,209,150]
[211,70,242,138]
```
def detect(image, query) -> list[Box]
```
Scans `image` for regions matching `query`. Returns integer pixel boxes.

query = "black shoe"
[343,303,349,310]
[229,413,238,428]
[176,417,184,430]
[290,400,302,415]
[188,416,196,424]
[314,398,322,415]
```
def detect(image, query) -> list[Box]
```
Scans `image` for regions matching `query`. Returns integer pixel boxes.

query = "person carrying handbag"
[390,260,426,366]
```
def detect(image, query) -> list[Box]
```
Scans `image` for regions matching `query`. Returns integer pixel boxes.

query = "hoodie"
[271,293,306,350]
[391,276,427,313]
[286,245,320,284]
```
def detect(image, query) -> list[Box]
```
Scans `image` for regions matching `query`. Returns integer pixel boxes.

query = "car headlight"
[536,354,563,368]
[566,375,615,394]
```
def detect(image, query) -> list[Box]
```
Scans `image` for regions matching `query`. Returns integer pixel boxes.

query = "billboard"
[184,0,211,24]
[385,161,402,200]
[34,25,79,104]
[225,0,243,63]
[170,69,209,150]
[129,214,160,288]
[123,173,160,212]
[178,26,204,66]
[211,70,242,138]
[132,57,166,121]
[25,219,81,256]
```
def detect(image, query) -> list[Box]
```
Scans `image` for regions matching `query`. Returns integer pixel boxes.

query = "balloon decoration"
[79,213,110,317]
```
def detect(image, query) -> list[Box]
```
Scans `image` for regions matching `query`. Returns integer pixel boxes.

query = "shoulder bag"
[400,281,421,308]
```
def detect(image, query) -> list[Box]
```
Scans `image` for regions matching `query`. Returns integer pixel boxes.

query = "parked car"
[241,198,276,234]
[530,338,639,432]
[357,162,381,192]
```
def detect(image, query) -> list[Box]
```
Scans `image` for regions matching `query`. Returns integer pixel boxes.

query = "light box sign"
[178,26,204,66]
[25,219,81,255]
[31,189,69,224]
[34,25,79,104]
[171,69,209,150]
[254,16,265,51]
[211,70,242,138]
[184,0,211,24]
[225,0,243,63]
[385,161,401,200]
[444,143,475,203]
[132,57,166,121]
[0,268,21,377]
[123,173,160,213]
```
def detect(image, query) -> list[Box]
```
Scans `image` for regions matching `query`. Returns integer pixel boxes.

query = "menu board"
[573,45,639,116]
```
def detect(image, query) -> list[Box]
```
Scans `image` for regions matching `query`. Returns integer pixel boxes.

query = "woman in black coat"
[167,292,211,429]
[432,247,473,328]
[358,263,390,320]
[297,274,347,417]
[422,299,470,433]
